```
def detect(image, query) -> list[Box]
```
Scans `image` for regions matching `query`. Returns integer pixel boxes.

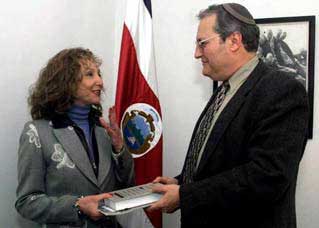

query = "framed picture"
[256,16,315,138]
[213,16,315,138]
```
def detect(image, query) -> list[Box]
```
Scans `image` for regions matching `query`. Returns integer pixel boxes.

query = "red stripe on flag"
[115,25,162,118]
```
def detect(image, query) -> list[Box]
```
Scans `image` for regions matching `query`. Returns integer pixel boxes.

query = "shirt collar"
[228,55,259,92]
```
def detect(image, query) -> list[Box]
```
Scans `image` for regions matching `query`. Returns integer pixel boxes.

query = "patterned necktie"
[182,81,230,184]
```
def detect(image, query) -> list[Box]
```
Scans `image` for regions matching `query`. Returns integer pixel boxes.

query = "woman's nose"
[95,74,103,86]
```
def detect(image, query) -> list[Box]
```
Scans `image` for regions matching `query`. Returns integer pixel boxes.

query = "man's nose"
[194,45,203,59]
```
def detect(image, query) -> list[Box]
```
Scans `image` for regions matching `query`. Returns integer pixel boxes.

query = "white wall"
[0,0,318,227]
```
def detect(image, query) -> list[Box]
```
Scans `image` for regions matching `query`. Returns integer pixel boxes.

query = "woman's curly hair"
[28,47,102,120]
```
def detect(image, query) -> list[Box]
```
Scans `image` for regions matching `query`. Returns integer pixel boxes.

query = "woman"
[15,48,134,227]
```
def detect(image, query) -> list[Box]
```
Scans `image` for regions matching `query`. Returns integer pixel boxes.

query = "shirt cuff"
[112,146,125,160]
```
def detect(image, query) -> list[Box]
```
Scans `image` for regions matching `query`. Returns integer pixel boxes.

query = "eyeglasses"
[196,34,220,49]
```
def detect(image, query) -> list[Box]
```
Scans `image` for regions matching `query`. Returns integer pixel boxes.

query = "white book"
[102,183,162,211]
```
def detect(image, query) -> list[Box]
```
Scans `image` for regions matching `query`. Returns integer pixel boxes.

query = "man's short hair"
[198,3,260,52]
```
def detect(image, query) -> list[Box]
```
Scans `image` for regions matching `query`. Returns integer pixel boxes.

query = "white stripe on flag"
[124,0,158,96]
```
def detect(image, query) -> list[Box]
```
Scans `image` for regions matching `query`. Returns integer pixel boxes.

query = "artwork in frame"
[213,16,315,138]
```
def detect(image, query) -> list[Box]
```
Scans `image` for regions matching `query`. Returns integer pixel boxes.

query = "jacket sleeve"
[112,146,135,187]
[15,122,81,225]
[179,74,309,216]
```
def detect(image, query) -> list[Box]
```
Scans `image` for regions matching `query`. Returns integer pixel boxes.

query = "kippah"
[222,3,256,25]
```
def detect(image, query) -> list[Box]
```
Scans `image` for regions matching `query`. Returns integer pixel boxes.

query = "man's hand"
[147,184,180,213]
[152,176,178,185]
[99,106,123,153]
[77,193,112,221]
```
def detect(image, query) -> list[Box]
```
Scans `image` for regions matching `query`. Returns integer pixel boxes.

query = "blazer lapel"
[95,126,112,187]
[53,127,98,186]
[180,90,220,176]
[196,62,268,175]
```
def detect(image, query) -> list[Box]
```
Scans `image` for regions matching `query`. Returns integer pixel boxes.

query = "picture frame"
[213,16,315,138]
[256,16,315,139]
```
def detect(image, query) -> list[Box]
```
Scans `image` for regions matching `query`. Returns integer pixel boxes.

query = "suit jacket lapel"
[180,88,221,175]
[95,126,112,187]
[196,62,268,175]
[53,127,98,186]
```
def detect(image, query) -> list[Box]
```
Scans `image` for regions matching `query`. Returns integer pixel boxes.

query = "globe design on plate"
[121,103,162,158]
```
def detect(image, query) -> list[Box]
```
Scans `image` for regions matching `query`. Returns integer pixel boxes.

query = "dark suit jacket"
[178,61,309,228]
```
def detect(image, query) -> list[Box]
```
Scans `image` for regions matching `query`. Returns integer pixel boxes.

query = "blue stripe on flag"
[143,0,152,17]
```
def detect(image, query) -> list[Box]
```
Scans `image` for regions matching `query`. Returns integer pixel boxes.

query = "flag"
[115,0,162,227]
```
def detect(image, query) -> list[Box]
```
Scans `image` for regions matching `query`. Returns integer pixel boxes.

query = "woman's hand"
[76,193,112,221]
[99,106,124,153]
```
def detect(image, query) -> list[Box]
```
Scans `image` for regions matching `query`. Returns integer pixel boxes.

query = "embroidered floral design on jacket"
[30,194,45,201]
[26,124,41,148]
[51,144,75,169]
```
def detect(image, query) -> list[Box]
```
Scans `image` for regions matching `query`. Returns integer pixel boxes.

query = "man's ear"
[227,32,243,52]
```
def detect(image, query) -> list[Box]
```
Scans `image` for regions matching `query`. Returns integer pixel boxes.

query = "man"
[148,3,309,228]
